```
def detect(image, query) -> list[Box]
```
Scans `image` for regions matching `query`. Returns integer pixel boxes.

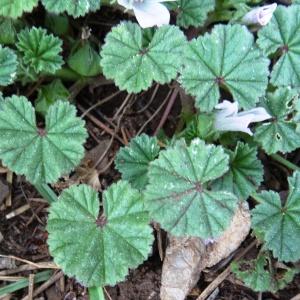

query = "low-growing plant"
[0,0,300,298]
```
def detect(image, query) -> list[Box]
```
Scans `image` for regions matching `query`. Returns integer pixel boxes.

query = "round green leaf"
[212,142,263,200]
[257,5,300,88]
[180,24,269,111]
[0,46,17,86]
[17,27,63,74]
[0,0,38,19]
[252,171,300,262]
[42,0,100,18]
[0,96,87,184]
[115,134,160,190]
[100,22,186,93]
[47,182,153,287]
[145,138,238,238]
[254,87,300,154]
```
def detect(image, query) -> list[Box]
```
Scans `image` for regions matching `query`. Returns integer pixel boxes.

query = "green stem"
[250,192,265,203]
[88,286,106,300]
[34,183,58,204]
[0,270,52,296]
[271,154,300,172]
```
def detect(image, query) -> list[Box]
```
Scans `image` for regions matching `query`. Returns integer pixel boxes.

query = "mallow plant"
[0,0,300,298]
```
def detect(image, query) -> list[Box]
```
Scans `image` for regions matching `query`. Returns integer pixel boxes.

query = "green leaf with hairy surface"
[252,171,300,262]
[0,0,38,19]
[0,46,17,86]
[169,0,215,28]
[17,27,63,74]
[212,143,263,200]
[232,256,298,292]
[100,22,186,93]
[0,96,87,184]
[115,134,160,190]
[35,79,70,116]
[145,138,238,238]
[180,24,269,111]
[42,0,100,18]
[257,5,300,88]
[47,182,153,287]
[254,87,300,154]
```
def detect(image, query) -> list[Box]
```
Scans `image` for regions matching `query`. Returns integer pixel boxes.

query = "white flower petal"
[242,3,277,26]
[238,107,272,123]
[133,2,170,28]
[214,115,254,135]
[215,100,238,118]
[118,0,133,9]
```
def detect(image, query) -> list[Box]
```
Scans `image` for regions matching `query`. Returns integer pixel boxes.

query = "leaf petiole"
[271,154,300,172]
[88,286,106,300]
[34,183,58,204]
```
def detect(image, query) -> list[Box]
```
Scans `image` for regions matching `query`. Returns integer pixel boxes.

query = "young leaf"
[252,171,300,262]
[47,182,153,287]
[0,0,38,19]
[115,134,160,190]
[68,42,102,77]
[254,87,300,154]
[0,18,16,44]
[17,27,63,74]
[145,138,238,238]
[182,114,217,143]
[35,79,70,116]
[100,22,186,93]
[41,0,100,18]
[232,256,298,292]
[180,24,269,111]
[257,5,300,88]
[0,46,17,86]
[0,96,87,184]
[170,0,215,28]
[212,142,263,200]
[232,256,272,292]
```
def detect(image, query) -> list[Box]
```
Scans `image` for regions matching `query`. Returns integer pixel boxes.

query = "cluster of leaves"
[0,0,300,295]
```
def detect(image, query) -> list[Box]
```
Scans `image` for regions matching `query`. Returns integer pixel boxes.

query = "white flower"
[117,0,175,28]
[214,100,272,136]
[242,3,277,26]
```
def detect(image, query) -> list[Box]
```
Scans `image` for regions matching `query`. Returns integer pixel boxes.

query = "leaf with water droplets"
[212,142,263,200]
[252,171,300,262]
[0,96,87,184]
[257,5,300,88]
[100,21,186,93]
[145,138,238,238]
[254,87,300,154]
[47,181,153,287]
[169,0,215,28]
[41,0,100,18]
[0,45,17,86]
[115,134,160,190]
[180,24,269,111]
